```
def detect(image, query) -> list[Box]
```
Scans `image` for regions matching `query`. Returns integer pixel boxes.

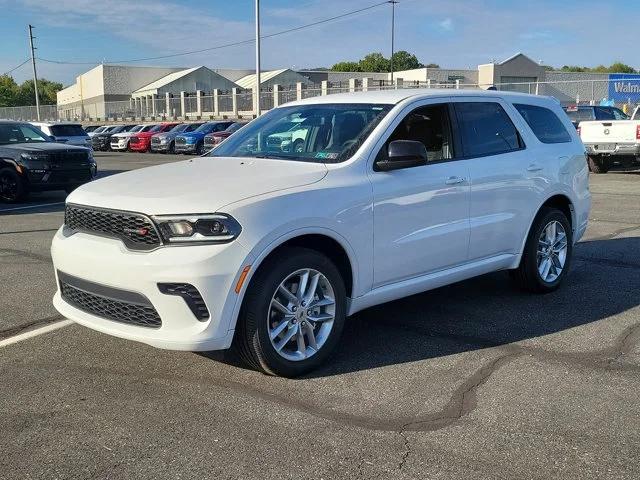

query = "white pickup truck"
[578,105,640,173]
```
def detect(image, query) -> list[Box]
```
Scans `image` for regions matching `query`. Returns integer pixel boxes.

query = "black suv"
[0,121,97,202]
[91,124,137,151]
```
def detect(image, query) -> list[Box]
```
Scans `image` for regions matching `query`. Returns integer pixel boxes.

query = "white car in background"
[31,122,92,149]
[110,124,153,151]
[52,89,590,377]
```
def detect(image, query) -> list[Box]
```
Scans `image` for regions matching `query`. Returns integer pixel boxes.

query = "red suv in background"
[129,123,179,152]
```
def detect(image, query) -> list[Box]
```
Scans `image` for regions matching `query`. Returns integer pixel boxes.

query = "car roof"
[31,121,83,127]
[285,88,546,107]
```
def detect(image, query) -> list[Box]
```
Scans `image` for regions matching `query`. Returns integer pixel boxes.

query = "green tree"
[390,50,423,71]
[330,61,362,72]
[358,52,390,72]
[425,63,440,68]
[17,79,62,105]
[0,75,19,107]
[608,62,636,73]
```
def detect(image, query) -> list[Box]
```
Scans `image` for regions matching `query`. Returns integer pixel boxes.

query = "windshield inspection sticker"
[315,152,339,160]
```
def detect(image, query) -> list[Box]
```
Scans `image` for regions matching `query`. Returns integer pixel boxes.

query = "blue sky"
[0,0,637,85]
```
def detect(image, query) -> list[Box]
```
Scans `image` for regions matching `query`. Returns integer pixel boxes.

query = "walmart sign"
[609,74,640,102]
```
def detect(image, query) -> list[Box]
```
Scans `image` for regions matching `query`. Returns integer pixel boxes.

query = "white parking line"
[0,202,65,213]
[0,320,73,348]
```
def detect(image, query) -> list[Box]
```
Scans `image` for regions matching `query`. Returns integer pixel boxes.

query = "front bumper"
[584,142,640,156]
[26,167,96,191]
[129,141,151,151]
[110,139,129,151]
[150,142,170,152]
[51,227,251,351]
[92,138,111,150]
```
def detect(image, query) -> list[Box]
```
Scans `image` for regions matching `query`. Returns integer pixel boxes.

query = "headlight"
[152,213,241,244]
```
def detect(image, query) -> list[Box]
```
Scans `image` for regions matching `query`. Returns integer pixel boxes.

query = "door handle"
[445,176,466,185]
[526,164,543,172]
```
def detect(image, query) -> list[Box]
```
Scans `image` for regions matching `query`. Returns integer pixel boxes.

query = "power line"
[1,58,30,76]
[36,1,390,66]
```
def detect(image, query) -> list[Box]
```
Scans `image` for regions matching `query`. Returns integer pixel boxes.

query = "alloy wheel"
[0,171,18,202]
[267,268,336,362]
[537,220,568,283]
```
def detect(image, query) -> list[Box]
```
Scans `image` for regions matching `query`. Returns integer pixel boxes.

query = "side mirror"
[49,135,56,141]
[375,140,428,172]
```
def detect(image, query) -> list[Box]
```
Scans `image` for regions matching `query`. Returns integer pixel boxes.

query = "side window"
[594,107,615,121]
[612,108,629,120]
[453,102,522,157]
[378,104,454,163]
[514,104,572,144]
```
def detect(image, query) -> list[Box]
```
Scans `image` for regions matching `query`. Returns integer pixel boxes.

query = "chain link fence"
[3,78,640,123]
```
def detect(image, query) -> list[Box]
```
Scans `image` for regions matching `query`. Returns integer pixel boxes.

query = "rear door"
[452,98,540,260]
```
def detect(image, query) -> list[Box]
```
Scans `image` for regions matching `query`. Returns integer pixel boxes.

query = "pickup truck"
[577,106,640,173]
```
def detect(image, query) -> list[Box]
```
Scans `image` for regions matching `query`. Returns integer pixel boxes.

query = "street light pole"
[255,0,261,116]
[28,24,41,121]
[389,1,398,84]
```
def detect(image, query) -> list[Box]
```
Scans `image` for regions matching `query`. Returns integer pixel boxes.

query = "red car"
[129,123,179,152]
[203,121,249,150]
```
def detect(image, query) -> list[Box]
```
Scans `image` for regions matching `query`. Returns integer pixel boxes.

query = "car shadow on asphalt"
[209,237,640,378]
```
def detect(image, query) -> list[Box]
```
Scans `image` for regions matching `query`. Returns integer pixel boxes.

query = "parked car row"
[80,121,250,154]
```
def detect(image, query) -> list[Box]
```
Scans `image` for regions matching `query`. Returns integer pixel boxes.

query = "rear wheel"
[510,207,572,293]
[196,141,204,155]
[168,140,175,154]
[0,167,26,203]
[587,155,609,173]
[234,247,346,377]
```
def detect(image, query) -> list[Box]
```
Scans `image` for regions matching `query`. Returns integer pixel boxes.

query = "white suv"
[51,89,590,377]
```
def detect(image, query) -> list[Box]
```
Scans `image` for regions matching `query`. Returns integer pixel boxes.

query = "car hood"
[179,132,205,139]
[3,142,89,152]
[68,156,328,214]
[112,131,137,139]
[154,131,179,140]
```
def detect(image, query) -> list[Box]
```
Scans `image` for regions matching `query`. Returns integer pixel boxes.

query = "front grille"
[48,170,91,184]
[158,283,209,321]
[64,204,161,250]
[130,136,139,144]
[59,272,161,328]
[47,150,90,169]
[151,137,161,144]
[204,136,215,145]
[175,137,186,145]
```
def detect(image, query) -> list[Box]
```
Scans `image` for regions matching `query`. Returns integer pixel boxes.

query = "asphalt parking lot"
[1,152,639,479]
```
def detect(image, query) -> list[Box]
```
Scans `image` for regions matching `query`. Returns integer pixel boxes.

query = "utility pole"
[28,24,41,121]
[255,0,261,116]
[389,1,398,84]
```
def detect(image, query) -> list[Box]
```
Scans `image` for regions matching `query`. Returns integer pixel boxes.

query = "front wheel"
[510,207,572,293]
[168,141,175,154]
[587,155,609,173]
[196,141,204,155]
[0,167,27,203]
[234,247,346,377]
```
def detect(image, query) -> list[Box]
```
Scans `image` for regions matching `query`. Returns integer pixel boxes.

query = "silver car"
[150,123,204,154]
[31,122,92,149]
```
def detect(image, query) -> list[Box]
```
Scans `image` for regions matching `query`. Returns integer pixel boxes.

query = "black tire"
[168,141,175,154]
[0,167,27,203]
[234,247,347,377]
[196,141,204,155]
[510,207,573,293]
[588,155,609,174]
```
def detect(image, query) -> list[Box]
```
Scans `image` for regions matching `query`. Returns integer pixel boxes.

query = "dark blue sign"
[608,74,640,102]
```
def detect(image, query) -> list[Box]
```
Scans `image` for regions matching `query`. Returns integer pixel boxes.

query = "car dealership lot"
[1,152,639,479]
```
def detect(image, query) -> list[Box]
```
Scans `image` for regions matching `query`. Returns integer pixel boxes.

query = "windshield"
[186,123,204,132]
[170,124,189,132]
[209,103,392,163]
[0,123,50,145]
[225,123,245,133]
[141,125,157,132]
[93,126,107,133]
[130,125,144,132]
[149,125,165,133]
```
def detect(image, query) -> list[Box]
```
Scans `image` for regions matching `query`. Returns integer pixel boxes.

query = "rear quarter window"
[514,104,572,144]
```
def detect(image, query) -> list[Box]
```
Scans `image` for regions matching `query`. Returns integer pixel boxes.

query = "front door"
[370,103,471,288]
